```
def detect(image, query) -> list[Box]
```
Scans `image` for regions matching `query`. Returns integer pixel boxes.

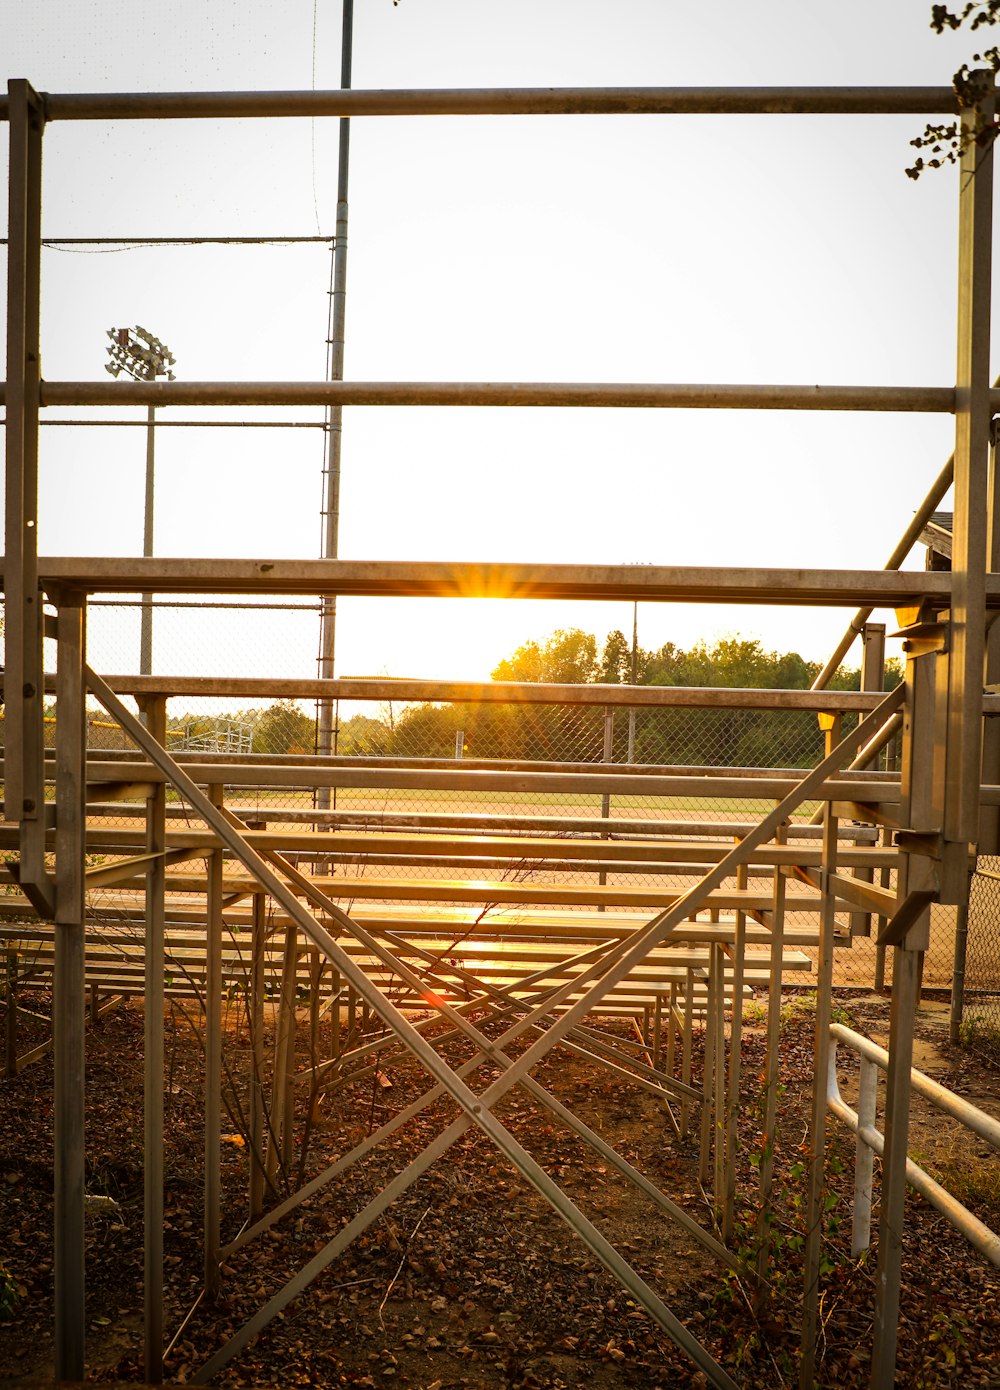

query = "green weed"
[959,1012,1000,1065]
[0,1262,20,1319]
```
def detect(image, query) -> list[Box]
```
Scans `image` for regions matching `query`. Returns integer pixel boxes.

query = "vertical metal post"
[711,945,726,1210]
[874,822,891,993]
[665,982,677,1080]
[981,422,1000,855]
[266,922,299,1185]
[330,966,342,1063]
[628,601,638,760]
[870,649,935,1387]
[249,891,267,1222]
[598,708,614,906]
[204,784,224,1299]
[54,592,87,1380]
[309,951,322,1063]
[756,819,787,1291]
[5,80,48,910]
[681,966,694,1138]
[851,626,887,938]
[943,73,994,901]
[698,958,717,1189]
[799,718,840,1390]
[723,850,747,1243]
[950,903,970,1044]
[630,600,638,683]
[5,950,18,1079]
[142,694,167,1382]
[870,945,922,1389]
[851,1055,877,1257]
[859,623,886,699]
[316,0,355,793]
[140,405,156,677]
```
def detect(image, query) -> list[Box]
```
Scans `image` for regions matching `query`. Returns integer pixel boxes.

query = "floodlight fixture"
[104,325,176,381]
[103,325,178,679]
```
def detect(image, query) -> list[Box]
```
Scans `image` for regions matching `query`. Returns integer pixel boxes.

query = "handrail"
[3,672,902,710]
[827,1024,1000,1267]
[8,86,960,125]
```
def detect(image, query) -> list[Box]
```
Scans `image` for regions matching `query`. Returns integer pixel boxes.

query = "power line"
[0,235,335,252]
[6,418,327,429]
[89,599,322,612]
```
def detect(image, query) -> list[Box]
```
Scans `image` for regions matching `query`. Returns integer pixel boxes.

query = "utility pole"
[316,0,354,798]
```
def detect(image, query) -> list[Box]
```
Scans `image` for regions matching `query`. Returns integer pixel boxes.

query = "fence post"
[949,901,970,1045]
[979,422,1000,853]
[852,1052,877,1257]
[597,708,614,908]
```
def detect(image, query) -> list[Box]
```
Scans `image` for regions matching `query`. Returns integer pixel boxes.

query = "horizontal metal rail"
[31,380,960,411]
[69,805,876,841]
[27,672,894,710]
[14,557,968,605]
[70,750,900,782]
[831,1024,1000,1148]
[826,1025,1000,1268]
[0,86,958,123]
[7,824,896,870]
[33,758,905,801]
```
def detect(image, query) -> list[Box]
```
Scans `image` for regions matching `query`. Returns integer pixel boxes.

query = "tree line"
[374,629,900,769]
[224,629,899,771]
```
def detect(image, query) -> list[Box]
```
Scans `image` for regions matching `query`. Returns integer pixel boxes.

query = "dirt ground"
[0,990,998,1390]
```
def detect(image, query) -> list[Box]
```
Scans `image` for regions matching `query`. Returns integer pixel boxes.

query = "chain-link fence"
[965,859,1000,1052]
[353,699,856,770]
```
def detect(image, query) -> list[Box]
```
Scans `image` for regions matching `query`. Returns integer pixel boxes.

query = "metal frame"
[2,72,996,1390]
[826,1024,1000,1266]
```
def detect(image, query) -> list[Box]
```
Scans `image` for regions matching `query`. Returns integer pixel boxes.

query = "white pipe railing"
[826,1023,1000,1267]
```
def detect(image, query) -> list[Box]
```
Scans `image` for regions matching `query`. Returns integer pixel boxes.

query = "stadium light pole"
[105,327,176,675]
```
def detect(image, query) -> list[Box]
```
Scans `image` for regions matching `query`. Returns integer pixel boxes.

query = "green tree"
[252,700,315,755]
[337,712,391,756]
[598,629,631,684]
[492,628,599,684]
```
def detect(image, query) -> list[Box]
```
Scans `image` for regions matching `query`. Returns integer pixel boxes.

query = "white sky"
[1,0,992,683]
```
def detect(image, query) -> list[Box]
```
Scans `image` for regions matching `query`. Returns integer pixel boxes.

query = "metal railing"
[826,1023,1000,1267]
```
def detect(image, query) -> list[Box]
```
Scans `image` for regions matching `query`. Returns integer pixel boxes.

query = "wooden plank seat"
[1,915,811,1004]
[73,869,859,915]
[0,890,851,947]
[33,824,897,873]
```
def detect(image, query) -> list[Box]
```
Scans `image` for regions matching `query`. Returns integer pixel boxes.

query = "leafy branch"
[909,4,1000,177]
